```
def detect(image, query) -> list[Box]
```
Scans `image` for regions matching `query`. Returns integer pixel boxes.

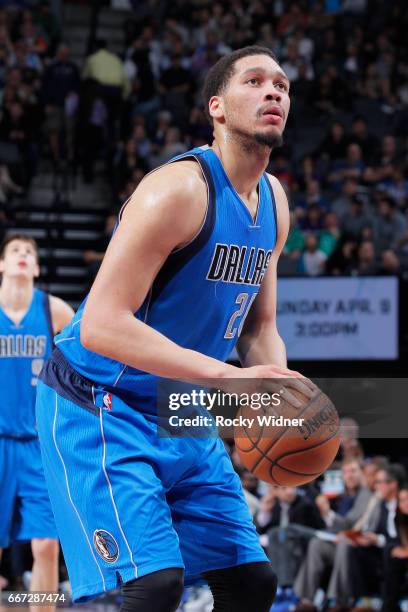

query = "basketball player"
[35,46,315,611]
[0,235,74,609]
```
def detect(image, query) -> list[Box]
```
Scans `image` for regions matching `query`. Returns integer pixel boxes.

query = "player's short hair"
[0,234,39,262]
[202,45,279,125]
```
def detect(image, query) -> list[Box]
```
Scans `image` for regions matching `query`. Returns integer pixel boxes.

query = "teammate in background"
[0,235,74,610]
[36,46,315,612]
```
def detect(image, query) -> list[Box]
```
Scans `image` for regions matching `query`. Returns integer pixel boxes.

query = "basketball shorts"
[35,352,268,603]
[0,436,58,548]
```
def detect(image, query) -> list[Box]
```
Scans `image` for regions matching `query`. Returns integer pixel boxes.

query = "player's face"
[0,239,39,280]
[212,54,290,148]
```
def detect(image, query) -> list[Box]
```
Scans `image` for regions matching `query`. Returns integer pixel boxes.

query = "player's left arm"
[49,295,75,334]
[236,175,289,369]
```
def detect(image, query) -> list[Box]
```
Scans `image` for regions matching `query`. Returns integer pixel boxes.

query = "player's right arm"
[81,161,305,388]
[81,160,238,381]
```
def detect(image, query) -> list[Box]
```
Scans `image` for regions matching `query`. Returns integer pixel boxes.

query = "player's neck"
[212,138,270,199]
[0,277,34,312]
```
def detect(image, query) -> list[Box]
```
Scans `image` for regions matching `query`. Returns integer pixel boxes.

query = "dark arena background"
[0,0,407,610]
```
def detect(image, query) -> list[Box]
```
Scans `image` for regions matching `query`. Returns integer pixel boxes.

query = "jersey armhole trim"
[264,174,278,247]
[145,153,216,306]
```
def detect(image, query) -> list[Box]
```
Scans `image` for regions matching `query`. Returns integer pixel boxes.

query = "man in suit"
[256,486,324,586]
[349,465,405,601]
[294,459,375,606]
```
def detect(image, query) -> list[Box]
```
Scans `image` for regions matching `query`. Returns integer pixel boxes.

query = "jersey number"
[224,292,258,340]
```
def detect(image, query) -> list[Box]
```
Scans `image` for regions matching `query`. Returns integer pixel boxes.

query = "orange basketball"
[234,387,340,486]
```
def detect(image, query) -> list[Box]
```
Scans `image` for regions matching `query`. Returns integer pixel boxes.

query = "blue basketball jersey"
[0,288,54,438]
[55,146,278,412]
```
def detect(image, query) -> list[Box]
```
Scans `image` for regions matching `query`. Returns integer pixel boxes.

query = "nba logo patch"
[103,393,113,411]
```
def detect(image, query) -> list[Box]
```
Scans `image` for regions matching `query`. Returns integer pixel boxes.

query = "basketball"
[234,387,340,486]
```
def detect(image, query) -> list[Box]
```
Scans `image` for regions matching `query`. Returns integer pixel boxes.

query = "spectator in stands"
[149,125,185,168]
[131,122,151,159]
[363,460,383,493]
[34,1,60,53]
[331,178,360,221]
[380,166,408,209]
[297,179,330,211]
[338,418,364,463]
[349,240,379,276]
[83,39,130,101]
[235,467,260,516]
[9,39,42,75]
[158,52,192,129]
[381,483,408,612]
[299,204,324,232]
[290,61,313,107]
[341,195,373,242]
[309,72,338,116]
[348,117,379,164]
[122,33,159,130]
[76,78,107,183]
[319,121,348,163]
[41,43,80,166]
[319,212,341,258]
[349,465,406,602]
[281,40,303,82]
[150,110,173,148]
[326,238,357,275]
[328,143,366,192]
[294,156,323,193]
[300,233,327,276]
[256,486,323,587]
[114,138,143,194]
[373,195,407,253]
[187,105,212,146]
[18,10,48,57]
[380,249,403,275]
[294,459,374,607]
[285,212,305,253]
[374,135,401,183]
[0,100,31,186]
[270,153,295,193]
[83,39,130,152]
[394,230,408,271]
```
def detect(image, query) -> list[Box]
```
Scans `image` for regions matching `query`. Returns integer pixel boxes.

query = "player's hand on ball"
[239,364,317,409]
[234,377,340,487]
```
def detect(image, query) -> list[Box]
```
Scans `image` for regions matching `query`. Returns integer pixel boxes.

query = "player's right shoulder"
[119,159,209,251]
[123,159,207,218]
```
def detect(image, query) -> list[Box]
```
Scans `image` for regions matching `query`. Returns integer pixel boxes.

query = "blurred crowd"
[0,1,63,225]
[229,419,408,612]
[1,1,408,279]
[81,0,408,279]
